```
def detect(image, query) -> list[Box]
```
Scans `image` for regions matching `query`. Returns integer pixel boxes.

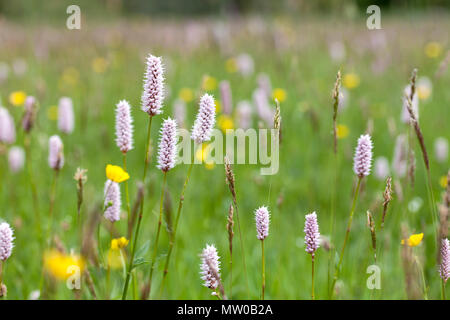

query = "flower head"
[191,94,216,144]
[219,80,232,115]
[8,146,25,173]
[200,244,221,291]
[141,54,164,116]
[0,222,14,261]
[9,91,26,106]
[434,137,448,163]
[255,206,270,240]
[353,134,373,178]
[105,164,129,183]
[401,233,424,247]
[104,179,121,222]
[48,135,64,170]
[115,100,133,153]
[58,97,74,134]
[22,96,37,133]
[439,238,450,282]
[111,237,129,250]
[0,107,16,144]
[374,156,390,181]
[236,101,252,129]
[157,117,177,172]
[304,212,320,256]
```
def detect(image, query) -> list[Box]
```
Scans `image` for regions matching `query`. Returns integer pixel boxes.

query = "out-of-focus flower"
[408,197,423,213]
[338,87,349,111]
[236,101,253,129]
[401,233,424,247]
[328,41,346,62]
[0,107,16,144]
[58,97,75,134]
[336,124,349,139]
[9,91,26,106]
[47,105,58,121]
[218,114,234,131]
[440,175,448,189]
[179,88,194,103]
[236,53,254,76]
[202,75,218,92]
[416,77,432,101]
[105,164,129,183]
[272,88,287,103]
[111,237,129,250]
[61,67,80,86]
[434,137,448,163]
[195,143,215,169]
[225,58,238,73]
[173,99,186,128]
[43,250,85,280]
[92,57,108,73]
[343,73,360,89]
[0,62,9,83]
[12,59,27,76]
[374,156,390,181]
[425,42,442,59]
[8,146,25,173]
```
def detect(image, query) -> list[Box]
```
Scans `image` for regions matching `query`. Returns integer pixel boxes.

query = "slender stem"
[330,177,362,298]
[47,170,60,245]
[232,197,250,298]
[311,255,315,300]
[24,134,41,241]
[442,281,447,300]
[160,161,194,296]
[143,171,167,299]
[261,240,265,300]
[122,116,153,300]
[123,154,131,221]
[328,151,338,294]
[229,247,233,300]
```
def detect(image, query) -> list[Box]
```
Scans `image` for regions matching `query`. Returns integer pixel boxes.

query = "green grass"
[0,14,449,299]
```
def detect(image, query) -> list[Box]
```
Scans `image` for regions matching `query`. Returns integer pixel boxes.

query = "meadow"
[0,12,449,300]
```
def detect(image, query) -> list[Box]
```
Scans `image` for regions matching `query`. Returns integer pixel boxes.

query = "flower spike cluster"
[115,100,134,153]
[48,135,64,170]
[353,134,373,178]
[58,97,74,134]
[440,238,450,282]
[157,117,177,172]
[255,206,270,240]
[141,54,164,116]
[304,212,320,256]
[104,179,121,222]
[200,244,221,292]
[0,222,14,261]
[191,94,216,144]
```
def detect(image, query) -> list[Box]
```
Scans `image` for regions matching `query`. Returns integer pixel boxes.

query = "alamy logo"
[66,5,81,30]
[366,5,382,30]
[366,265,381,289]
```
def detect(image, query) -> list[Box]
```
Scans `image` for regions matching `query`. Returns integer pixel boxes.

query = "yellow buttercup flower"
[47,105,58,121]
[111,237,129,250]
[9,91,27,107]
[195,143,215,170]
[440,175,448,188]
[225,58,238,73]
[218,114,234,131]
[424,42,442,59]
[107,248,127,269]
[272,88,287,103]
[343,73,360,89]
[179,88,194,103]
[401,233,424,247]
[202,75,218,92]
[92,57,108,74]
[336,124,350,139]
[44,250,85,281]
[106,164,130,183]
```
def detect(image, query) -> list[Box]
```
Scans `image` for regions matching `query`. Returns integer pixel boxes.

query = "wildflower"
[343,73,360,89]
[111,237,129,250]
[353,134,373,178]
[200,244,221,292]
[115,100,133,154]
[0,107,16,144]
[91,57,108,73]
[179,88,194,103]
[272,88,287,103]
[202,75,218,92]
[416,77,432,101]
[8,146,25,173]
[22,96,37,132]
[440,176,448,189]
[253,88,274,126]
[43,250,85,280]
[218,114,234,131]
[434,137,448,163]
[255,206,270,240]
[105,164,129,183]
[401,233,424,247]
[336,124,349,139]
[257,73,272,97]
[191,94,216,144]
[374,156,390,181]
[236,53,254,76]
[236,101,252,129]
[219,80,232,115]
[141,54,164,116]
[439,238,450,282]
[0,222,14,261]
[225,58,238,73]
[425,42,442,59]
[58,97,74,134]
[157,118,177,172]
[9,91,26,106]
[104,179,121,222]
[48,135,64,170]
[304,212,320,256]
